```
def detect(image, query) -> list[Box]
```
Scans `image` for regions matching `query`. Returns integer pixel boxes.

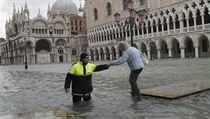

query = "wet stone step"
[141,78,210,99]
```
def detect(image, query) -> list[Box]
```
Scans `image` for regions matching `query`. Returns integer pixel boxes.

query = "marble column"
[180,48,185,58]
[147,50,151,60]
[157,49,161,59]
[195,46,199,58]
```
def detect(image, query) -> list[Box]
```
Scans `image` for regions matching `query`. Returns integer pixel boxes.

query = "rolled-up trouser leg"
[129,68,143,97]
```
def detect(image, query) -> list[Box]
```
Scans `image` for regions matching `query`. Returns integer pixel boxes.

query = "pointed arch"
[198,35,210,57]
[149,41,157,59]
[94,8,98,20]
[184,37,195,58]
[106,2,112,16]
[160,40,168,58]
[171,38,180,58]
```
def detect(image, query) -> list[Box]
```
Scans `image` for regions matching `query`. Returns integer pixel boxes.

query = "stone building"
[0,38,6,64]
[85,0,210,61]
[1,0,87,65]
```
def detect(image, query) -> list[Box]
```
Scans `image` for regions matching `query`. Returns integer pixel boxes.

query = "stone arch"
[35,39,52,52]
[111,46,116,60]
[105,47,110,60]
[160,40,168,58]
[89,49,94,61]
[95,48,99,61]
[32,19,48,27]
[184,37,195,58]
[140,42,147,54]
[116,43,123,57]
[198,34,210,57]
[171,38,180,58]
[149,41,157,59]
[204,7,210,24]
[99,47,105,60]
[55,39,67,46]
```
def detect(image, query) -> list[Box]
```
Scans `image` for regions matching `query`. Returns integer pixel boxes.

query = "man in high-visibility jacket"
[64,52,110,103]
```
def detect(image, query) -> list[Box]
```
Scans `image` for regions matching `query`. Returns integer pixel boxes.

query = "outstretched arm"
[94,64,110,72]
[110,52,129,66]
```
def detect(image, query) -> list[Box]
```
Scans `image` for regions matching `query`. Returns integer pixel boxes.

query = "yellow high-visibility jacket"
[64,61,109,96]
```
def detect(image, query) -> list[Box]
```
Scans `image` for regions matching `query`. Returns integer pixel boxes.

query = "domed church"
[1,0,87,65]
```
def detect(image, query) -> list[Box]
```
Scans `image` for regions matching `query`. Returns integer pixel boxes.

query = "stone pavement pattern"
[0,58,210,119]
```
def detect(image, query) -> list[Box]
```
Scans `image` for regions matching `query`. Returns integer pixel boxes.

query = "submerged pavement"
[0,58,210,119]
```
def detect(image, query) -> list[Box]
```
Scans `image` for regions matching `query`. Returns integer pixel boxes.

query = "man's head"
[80,52,89,64]
[118,41,129,51]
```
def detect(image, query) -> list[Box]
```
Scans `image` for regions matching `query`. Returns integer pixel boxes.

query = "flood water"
[0,58,210,119]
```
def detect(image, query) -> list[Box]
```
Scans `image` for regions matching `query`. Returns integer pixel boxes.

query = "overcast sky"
[0,0,85,39]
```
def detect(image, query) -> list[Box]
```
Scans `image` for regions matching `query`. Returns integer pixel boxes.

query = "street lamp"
[24,38,28,69]
[24,28,30,69]
[114,0,146,47]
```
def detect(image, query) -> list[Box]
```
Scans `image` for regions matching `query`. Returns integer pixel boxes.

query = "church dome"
[51,0,78,14]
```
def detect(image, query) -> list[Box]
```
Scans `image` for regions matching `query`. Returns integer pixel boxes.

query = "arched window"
[94,8,98,20]
[107,2,112,16]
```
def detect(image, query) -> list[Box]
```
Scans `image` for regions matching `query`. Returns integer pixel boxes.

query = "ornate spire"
[79,3,83,12]
[21,6,23,14]
[37,8,42,17]
[48,3,51,11]
[24,0,28,10]
[13,3,16,14]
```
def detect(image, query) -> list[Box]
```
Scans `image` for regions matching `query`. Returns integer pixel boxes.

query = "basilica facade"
[1,0,87,65]
[85,0,210,61]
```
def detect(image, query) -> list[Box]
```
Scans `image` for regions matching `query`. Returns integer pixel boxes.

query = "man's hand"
[106,64,110,68]
[65,88,70,93]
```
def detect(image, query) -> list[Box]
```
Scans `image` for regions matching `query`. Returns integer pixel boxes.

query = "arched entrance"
[185,37,195,58]
[160,40,168,58]
[199,35,210,57]
[149,41,157,60]
[105,47,110,60]
[171,39,180,58]
[140,43,147,54]
[95,49,99,61]
[35,39,52,64]
[111,46,116,60]
[90,49,94,61]
[100,48,105,60]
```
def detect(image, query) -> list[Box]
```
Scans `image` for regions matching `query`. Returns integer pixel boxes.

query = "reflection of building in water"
[1,0,88,65]
[85,0,210,61]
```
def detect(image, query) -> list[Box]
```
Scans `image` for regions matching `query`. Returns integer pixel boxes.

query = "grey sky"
[0,0,85,39]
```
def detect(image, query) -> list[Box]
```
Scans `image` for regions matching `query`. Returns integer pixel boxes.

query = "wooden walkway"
[141,78,210,99]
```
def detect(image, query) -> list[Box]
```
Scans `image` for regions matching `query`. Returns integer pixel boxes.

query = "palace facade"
[85,0,210,61]
[1,0,87,65]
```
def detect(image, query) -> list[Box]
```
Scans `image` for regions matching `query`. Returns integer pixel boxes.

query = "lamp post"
[24,38,28,69]
[114,0,146,47]
[24,28,30,69]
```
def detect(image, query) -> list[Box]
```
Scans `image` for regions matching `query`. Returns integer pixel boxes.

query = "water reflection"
[72,101,94,115]
[0,59,210,118]
[0,107,80,119]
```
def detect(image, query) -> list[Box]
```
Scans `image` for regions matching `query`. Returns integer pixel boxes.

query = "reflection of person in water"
[64,52,110,103]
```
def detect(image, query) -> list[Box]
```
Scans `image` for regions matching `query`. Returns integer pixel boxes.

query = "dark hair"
[80,52,89,60]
